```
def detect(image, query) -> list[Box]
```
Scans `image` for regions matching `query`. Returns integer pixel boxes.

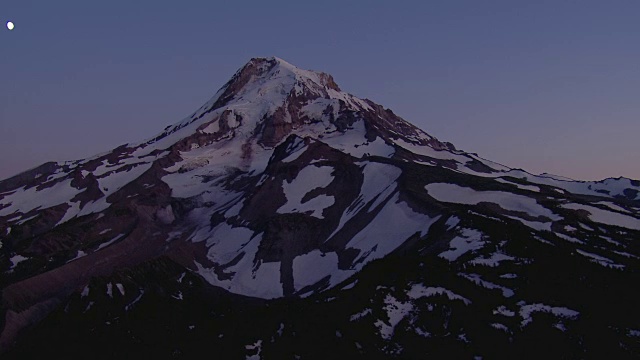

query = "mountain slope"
[1,57,639,357]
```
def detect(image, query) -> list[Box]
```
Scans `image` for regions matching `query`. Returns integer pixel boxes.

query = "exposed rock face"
[1,57,640,357]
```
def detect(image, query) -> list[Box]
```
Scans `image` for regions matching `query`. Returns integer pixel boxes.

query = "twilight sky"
[1,1,639,181]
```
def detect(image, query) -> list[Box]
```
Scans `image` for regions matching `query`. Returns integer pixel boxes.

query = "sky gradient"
[1,1,639,181]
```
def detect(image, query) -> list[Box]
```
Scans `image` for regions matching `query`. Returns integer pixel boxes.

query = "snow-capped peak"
[137,57,375,153]
[212,56,343,110]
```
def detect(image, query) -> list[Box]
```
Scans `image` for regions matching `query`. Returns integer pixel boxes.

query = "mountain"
[1,57,639,359]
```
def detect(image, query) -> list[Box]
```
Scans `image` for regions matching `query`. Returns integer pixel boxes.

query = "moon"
[7,21,14,30]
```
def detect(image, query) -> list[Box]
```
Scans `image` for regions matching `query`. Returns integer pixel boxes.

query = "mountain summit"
[1,58,639,358]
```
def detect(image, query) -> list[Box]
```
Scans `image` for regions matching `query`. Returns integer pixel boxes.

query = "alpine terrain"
[1,57,639,359]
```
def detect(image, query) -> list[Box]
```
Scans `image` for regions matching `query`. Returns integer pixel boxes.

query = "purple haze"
[1,1,639,181]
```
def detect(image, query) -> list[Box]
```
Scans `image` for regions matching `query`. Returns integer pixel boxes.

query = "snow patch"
[278,165,335,219]
[595,201,632,214]
[394,138,468,163]
[375,294,414,340]
[345,193,440,266]
[0,179,82,217]
[196,231,284,299]
[292,250,339,292]
[495,178,540,192]
[9,255,29,269]
[491,323,510,332]
[562,203,640,230]
[407,283,471,305]
[445,216,460,230]
[518,302,579,327]
[245,340,262,360]
[201,120,220,134]
[321,120,395,158]
[97,162,152,197]
[556,232,585,244]
[328,162,402,240]
[439,228,485,261]
[350,308,372,321]
[125,290,145,311]
[67,250,88,263]
[493,305,516,317]
[469,252,515,267]
[576,249,624,269]
[116,283,125,296]
[96,234,126,251]
[425,183,560,221]
[460,273,514,298]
